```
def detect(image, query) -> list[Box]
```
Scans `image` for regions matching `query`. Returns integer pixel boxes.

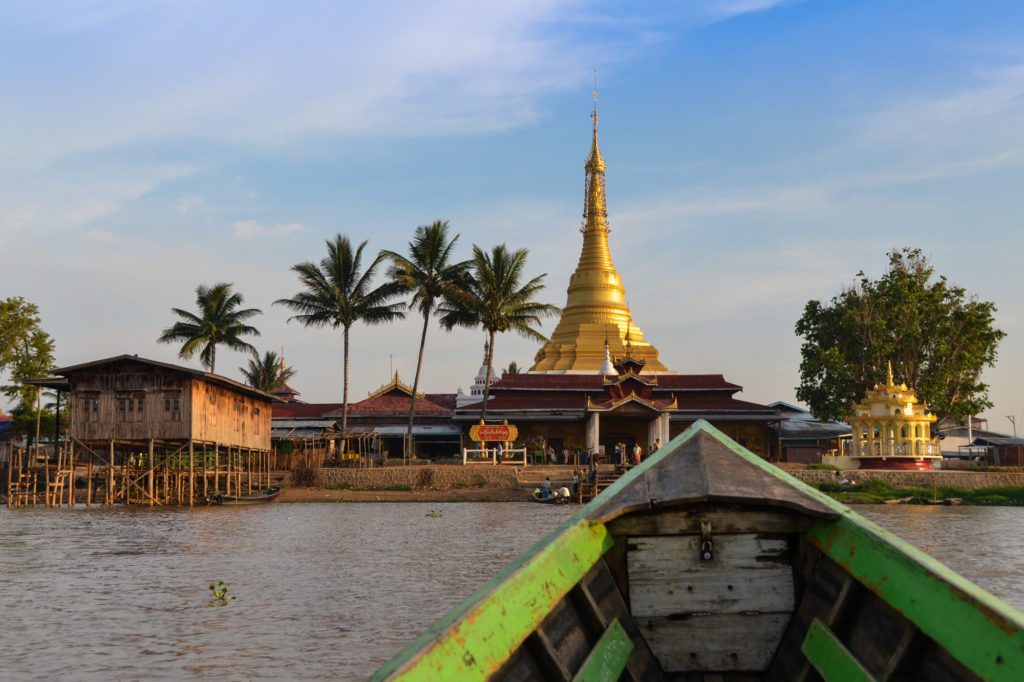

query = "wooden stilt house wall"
[9,355,275,508]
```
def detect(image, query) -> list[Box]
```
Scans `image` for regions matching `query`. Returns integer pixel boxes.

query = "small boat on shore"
[211,486,282,506]
[372,420,1024,681]
[531,489,570,505]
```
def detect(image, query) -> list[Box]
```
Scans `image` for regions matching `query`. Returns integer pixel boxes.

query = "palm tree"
[382,220,472,463]
[158,282,261,374]
[440,244,559,420]
[504,361,522,375]
[240,351,296,394]
[275,234,405,431]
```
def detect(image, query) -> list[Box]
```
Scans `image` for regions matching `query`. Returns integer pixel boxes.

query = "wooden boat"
[531,490,570,504]
[212,485,282,506]
[372,420,1024,681]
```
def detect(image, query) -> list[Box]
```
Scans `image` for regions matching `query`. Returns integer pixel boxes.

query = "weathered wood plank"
[610,507,810,537]
[535,599,593,677]
[631,566,794,617]
[627,534,790,574]
[572,618,633,682]
[801,618,876,682]
[637,613,790,672]
[578,561,666,682]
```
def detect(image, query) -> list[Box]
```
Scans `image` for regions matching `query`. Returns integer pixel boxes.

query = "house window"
[117,393,145,420]
[163,392,182,421]
[78,392,101,421]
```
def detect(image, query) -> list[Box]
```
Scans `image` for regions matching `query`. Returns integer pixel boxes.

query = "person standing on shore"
[633,442,642,465]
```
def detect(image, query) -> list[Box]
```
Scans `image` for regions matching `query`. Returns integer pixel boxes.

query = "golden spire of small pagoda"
[530,86,667,373]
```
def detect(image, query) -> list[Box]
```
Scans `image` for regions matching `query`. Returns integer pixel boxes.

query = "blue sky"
[2,1,1022,429]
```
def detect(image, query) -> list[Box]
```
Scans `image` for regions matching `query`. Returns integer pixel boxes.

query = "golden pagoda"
[845,362,940,470]
[531,97,668,373]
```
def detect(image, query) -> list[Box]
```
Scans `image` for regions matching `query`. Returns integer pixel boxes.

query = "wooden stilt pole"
[67,445,74,507]
[214,444,219,493]
[87,454,93,506]
[148,439,155,507]
[188,440,194,507]
[107,440,114,505]
[202,443,208,498]
[5,444,11,509]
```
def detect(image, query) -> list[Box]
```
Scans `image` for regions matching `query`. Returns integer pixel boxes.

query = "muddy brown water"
[1,503,1021,680]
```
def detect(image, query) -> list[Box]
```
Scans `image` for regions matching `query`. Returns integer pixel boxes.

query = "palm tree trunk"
[342,325,350,433]
[480,329,496,421]
[406,309,430,465]
[209,344,217,374]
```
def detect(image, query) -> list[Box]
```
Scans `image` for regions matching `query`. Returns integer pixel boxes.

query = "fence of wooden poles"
[271,431,398,470]
[3,439,272,508]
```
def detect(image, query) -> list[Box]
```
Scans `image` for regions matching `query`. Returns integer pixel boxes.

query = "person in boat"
[540,477,552,499]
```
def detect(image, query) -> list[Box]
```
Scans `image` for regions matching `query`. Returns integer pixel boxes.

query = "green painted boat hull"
[373,420,1024,681]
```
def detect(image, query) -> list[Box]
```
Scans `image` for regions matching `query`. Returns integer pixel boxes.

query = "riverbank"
[790,469,1024,505]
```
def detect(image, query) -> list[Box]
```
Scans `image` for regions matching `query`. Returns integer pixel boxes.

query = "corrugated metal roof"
[972,436,1024,446]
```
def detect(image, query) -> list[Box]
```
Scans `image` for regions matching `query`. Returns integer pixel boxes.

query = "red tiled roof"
[339,394,451,417]
[459,392,774,414]
[457,393,588,411]
[655,374,742,390]
[425,393,458,410]
[491,373,742,391]
[272,403,344,419]
[676,396,777,412]
[492,374,604,390]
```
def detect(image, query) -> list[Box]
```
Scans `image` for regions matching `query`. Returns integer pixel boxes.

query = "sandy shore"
[278,486,531,503]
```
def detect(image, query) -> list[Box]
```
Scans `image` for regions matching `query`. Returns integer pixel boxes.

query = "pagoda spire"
[529,91,668,374]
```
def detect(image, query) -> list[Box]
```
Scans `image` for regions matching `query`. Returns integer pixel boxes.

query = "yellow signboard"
[469,424,518,442]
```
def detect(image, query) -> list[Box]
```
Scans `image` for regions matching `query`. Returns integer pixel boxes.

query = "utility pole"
[1008,415,1017,439]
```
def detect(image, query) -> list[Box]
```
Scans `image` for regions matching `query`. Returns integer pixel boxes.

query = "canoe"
[372,420,1024,681]
[531,490,570,505]
[213,486,282,505]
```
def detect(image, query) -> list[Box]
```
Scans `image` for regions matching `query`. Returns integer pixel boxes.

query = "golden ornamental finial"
[887,360,894,386]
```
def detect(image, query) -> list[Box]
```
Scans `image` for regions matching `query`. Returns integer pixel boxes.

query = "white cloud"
[84,229,114,242]
[177,195,203,214]
[233,219,305,239]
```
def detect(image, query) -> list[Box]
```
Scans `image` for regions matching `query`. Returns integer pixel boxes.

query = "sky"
[1,0,1022,431]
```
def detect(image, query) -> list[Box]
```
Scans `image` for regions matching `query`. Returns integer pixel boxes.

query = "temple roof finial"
[887,360,894,386]
[586,71,605,174]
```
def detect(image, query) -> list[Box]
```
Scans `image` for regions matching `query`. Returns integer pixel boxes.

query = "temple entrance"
[599,417,650,461]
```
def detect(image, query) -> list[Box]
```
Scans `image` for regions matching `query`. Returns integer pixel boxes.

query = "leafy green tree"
[0,297,56,409]
[382,220,471,462]
[439,244,559,420]
[157,283,261,374]
[240,351,296,394]
[795,248,1005,422]
[276,234,405,431]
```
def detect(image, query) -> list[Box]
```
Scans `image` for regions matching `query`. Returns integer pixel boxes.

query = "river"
[1,503,1021,680]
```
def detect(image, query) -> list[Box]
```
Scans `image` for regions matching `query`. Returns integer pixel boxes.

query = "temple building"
[844,363,941,470]
[455,100,779,459]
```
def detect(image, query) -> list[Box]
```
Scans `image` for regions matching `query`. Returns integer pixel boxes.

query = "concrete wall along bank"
[294,466,521,490]
[792,469,1024,490]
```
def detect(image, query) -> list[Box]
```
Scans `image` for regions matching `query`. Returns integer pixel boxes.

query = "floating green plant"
[209,580,236,605]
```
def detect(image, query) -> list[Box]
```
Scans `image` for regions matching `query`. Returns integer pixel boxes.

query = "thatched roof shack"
[46,354,275,450]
